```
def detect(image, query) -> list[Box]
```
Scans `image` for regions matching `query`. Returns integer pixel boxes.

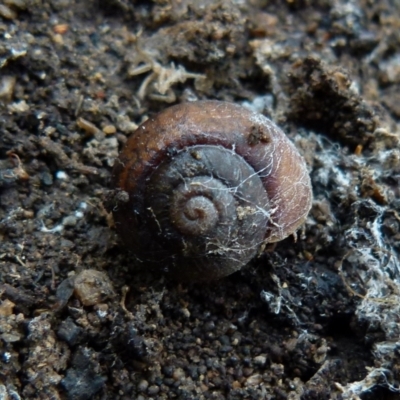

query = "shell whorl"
[143,145,270,281]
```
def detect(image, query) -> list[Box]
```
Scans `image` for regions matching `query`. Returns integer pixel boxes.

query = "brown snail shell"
[111,100,312,281]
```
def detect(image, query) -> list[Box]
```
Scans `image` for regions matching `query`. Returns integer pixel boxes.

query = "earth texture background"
[1,0,400,399]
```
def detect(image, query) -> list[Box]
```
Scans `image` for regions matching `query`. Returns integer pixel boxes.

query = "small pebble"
[103,125,116,135]
[253,354,267,366]
[0,4,16,19]
[245,374,262,387]
[73,269,114,306]
[181,307,190,318]
[172,367,185,381]
[0,299,15,317]
[147,385,159,395]
[0,76,16,101]
[137,380,148,392]
[56,171,68,180]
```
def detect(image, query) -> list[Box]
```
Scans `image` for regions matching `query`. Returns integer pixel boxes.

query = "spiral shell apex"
[111,100,312,281]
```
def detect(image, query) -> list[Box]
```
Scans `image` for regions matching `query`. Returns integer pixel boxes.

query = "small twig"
[120,285,134,320]
[36,137,100,175]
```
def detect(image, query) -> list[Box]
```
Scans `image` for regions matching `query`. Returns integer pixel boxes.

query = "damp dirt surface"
[1,1,400,399]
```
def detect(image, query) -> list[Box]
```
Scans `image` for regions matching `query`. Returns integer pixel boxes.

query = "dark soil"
[1,0,400,399]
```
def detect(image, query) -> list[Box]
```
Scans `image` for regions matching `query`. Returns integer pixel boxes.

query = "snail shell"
[112,100,312,281]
